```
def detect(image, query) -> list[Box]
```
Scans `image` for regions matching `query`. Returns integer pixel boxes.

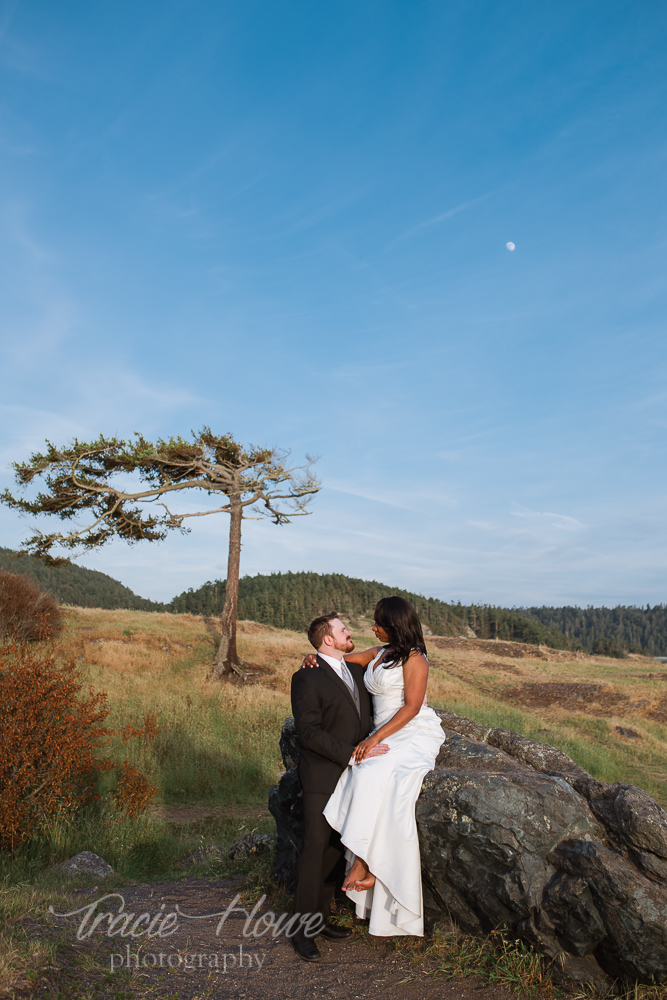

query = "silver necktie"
[340,658,355,693]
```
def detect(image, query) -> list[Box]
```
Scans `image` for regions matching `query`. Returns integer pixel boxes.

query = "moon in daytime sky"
[506,241,516,251]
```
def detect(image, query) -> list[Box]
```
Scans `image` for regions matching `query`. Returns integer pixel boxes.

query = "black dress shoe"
[291,933,322,962]
[320,922,353,940]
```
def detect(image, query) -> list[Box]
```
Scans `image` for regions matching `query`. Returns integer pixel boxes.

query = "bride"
[304,595,444,937]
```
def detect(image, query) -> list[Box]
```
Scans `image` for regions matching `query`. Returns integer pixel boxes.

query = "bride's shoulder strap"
[372,646,391,668]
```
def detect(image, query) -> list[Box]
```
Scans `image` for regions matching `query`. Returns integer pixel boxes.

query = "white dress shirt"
[318,652,356,694]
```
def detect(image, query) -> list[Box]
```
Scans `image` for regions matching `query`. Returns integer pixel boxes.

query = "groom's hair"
[307,612,338,650]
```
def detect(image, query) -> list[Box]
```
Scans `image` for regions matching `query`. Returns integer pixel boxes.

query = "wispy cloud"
[74,368,206,422]
[0,371,207,476]
[0,1,55,81]
[330,358,417,380]
[0,404,81,471]
[466,507,585,548]
[325,480,455,513]
[325,482,419,512]
[4,201,57,263]
[510,507,585,531]
[4,291,78,362]
[279,189,368,237]
[0,1,16,42]
[0,202,81,363]
[386,192,495,249]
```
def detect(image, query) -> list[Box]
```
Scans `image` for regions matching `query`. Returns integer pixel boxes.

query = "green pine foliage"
[522,605,667,657]
[0,547,162,611]
[167,571,578,649]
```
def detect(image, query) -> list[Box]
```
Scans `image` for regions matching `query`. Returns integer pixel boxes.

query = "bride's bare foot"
[354,871,376,890]
[342,857,369,891]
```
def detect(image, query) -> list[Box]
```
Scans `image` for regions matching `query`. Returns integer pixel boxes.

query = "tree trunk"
[211,496,244,679]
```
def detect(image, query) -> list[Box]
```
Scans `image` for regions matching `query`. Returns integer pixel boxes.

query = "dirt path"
[31,877,519,1000]
[148,803,271,825]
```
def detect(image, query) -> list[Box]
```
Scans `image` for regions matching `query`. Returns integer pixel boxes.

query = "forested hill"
[3,546,664,653]
[521,605,667,657]
[167,571,578,650]
[0,548,162,611]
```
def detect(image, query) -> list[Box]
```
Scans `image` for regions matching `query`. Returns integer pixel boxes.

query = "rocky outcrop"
[269,712,667,986]
[269,736,303,888]
[52,851,114,879]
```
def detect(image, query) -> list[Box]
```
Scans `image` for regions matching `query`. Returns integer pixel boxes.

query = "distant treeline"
[0,548,162,612]
[521,605,667,657]
[167,571,578,650]
[3,546,665,654]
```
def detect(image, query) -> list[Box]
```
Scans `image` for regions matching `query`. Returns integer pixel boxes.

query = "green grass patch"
[436,694,667,806]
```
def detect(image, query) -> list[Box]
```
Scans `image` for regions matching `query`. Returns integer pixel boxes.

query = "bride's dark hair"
[374,596,427,667]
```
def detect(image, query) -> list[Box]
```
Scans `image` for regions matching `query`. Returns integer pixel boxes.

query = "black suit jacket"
[290,655,372,795]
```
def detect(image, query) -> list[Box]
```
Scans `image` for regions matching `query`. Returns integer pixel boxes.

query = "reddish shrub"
[121,710,160,743]
[0,641,156,852]
[0,571,63,642]
[0,640,109,851]
[113,761,157,818]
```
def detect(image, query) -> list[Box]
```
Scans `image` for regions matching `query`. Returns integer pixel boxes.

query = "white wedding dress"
[323,651,444,936]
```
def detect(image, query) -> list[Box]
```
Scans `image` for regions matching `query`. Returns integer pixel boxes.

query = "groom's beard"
[333,638,355,654]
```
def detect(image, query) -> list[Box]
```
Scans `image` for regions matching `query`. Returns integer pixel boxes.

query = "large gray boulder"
[269,712,667,987]
[269,719,303,888]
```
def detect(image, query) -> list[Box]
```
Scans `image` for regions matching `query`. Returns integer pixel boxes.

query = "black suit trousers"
[293,791,345,922]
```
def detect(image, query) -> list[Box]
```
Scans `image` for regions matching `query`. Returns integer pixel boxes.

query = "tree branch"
[1,429,321,560]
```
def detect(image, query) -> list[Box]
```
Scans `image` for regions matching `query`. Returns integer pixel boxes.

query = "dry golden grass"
[59,608,295,729]
[53,607,667,811]
[4,608,667,998]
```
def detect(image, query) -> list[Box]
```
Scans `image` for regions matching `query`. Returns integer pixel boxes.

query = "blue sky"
[1,0,666,607]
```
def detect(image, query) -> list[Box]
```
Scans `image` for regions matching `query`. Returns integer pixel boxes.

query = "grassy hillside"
[53,608,667,816]
[0,547,162,611]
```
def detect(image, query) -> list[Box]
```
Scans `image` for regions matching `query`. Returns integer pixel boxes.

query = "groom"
[290,613,385,962]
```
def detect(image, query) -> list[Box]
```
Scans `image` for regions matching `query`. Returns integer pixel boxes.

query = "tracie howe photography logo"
[49,892,325,973]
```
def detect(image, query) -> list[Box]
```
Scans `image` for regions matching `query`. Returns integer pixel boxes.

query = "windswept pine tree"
[1,430,319,677]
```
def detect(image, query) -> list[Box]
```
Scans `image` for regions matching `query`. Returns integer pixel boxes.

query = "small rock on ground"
[51,851,114,879]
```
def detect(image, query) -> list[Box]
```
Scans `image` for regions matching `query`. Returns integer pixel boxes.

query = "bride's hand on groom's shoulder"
[300,653,319,669]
